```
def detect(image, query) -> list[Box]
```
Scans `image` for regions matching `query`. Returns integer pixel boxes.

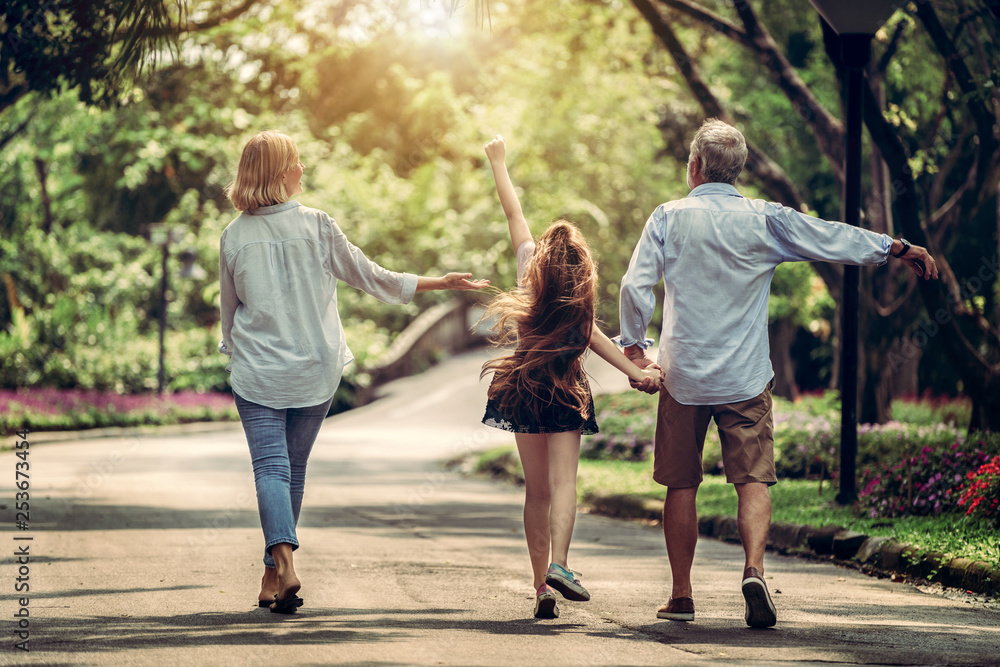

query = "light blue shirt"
[219,200,418,409]
[619,183,891,405]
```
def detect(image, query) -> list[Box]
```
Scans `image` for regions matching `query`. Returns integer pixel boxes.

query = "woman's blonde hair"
[481,220,598,423]
[226,130,300,212]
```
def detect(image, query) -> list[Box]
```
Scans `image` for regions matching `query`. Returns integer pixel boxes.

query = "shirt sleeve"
[326,217,418,304]
[618,207,666,349]
[515,240,536,286]
[765,203,891,266]
[218,229,238,358]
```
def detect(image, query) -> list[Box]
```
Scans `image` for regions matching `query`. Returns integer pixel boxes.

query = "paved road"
[2,349,998,666]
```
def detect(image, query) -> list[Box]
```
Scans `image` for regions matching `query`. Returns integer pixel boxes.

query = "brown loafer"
[656,596,694,621]
[742,567,776,628]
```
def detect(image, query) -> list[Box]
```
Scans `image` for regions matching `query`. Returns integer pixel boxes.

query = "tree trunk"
[967,372,1000,433]
[768,317,799,401]
[34,157,53,234]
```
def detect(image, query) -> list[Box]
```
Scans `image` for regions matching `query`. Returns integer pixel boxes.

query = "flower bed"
[0,387,239,436]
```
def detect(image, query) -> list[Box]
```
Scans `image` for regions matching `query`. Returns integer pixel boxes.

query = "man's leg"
[734,482,771,572]
[715,383,777,627]
[663,485,699,600]
[652,389,710,621]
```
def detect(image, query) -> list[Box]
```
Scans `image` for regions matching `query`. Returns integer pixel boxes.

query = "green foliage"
[0,0,175,111]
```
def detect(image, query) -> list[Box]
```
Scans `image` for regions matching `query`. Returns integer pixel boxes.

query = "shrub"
[955,455,1000,527]
[0,388,239,435]
[856,442,990,518]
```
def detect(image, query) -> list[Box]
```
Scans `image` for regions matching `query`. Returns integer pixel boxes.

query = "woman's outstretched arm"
[416,273,490,292]
[589,325,663,394]
[484,134,532,251]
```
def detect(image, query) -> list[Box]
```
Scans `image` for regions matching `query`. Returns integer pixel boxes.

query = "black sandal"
[270,594,304,614]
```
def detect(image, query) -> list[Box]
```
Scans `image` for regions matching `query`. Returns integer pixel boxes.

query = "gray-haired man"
[618,118,937,627]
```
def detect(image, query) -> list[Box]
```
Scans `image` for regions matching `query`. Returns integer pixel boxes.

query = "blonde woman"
[220,130,488,613]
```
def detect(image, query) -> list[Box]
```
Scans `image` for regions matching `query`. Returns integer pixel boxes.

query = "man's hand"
[484,134,506,164]
[892,239,939,280]
[903,245,939,280]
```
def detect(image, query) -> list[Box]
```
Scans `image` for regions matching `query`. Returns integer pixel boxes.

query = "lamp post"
[146,223,185,395]
[807,0,897,504]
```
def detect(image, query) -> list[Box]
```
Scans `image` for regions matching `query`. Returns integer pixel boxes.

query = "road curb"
[7,420,243,445]
[580,491,999,595]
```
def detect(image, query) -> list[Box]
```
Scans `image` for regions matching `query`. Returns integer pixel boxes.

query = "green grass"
[476,446,1000,571]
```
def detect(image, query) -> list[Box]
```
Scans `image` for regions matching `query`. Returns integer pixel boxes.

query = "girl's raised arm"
[589,325,663,394]
[485,135,532,251]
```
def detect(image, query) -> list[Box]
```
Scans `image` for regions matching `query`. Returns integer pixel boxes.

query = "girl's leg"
[515,433,551,590]
[545,430,582,569]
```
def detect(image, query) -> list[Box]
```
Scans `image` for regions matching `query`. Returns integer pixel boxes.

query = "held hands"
[633,364,664,395]
[625,345,662,395]
[484,134,506,164]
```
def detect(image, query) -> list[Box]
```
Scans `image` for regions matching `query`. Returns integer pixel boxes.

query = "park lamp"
[807,0,899,505]
[145,223,189,395]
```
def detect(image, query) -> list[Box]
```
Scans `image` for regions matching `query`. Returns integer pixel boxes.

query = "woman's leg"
[515,433,551,590]
[285,398,334,527]
[545,430,581,569]
[234,394,298,602]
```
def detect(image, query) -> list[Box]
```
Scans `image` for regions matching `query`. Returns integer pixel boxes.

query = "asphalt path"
[2,348,999,666]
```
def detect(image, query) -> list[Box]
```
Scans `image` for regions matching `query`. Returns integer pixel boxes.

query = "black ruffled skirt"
[482,373,600,435]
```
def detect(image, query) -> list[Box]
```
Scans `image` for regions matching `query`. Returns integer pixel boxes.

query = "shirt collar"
[687,183,743,198]
[246,200,301,215]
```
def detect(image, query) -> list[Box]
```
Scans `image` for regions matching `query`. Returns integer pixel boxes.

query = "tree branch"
[914,3,997,158]
[0,112,32,153]
[862,75,995,387]
[654,0,751,47]
[631,0,843,297]
[130,0,261,38]
[730,0,845,184]
[631,0,805,205]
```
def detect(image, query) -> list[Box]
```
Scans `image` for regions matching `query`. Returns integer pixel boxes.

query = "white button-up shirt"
[619,183,891,405]
[219,200,417,408]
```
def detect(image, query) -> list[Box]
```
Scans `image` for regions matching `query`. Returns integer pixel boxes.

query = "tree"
[630,0,1000,432]
[0,0,260,145]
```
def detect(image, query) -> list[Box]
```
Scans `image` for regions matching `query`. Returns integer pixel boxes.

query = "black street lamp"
[146,223,203,395]
[807,0,897,504]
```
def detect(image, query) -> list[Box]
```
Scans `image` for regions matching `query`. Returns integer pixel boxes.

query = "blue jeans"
[234,393,333,567]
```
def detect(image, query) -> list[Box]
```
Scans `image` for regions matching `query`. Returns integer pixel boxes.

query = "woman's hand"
[442,272,490,290]
[484,135,506,164]
[416,273,490,292]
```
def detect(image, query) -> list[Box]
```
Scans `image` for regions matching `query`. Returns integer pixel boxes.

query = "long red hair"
[481,220,598,422]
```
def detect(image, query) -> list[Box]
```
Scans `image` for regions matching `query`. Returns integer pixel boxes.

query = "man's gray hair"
[688,119,748,185]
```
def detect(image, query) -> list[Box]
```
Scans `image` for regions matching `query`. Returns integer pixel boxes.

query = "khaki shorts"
[652,382,776,488]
